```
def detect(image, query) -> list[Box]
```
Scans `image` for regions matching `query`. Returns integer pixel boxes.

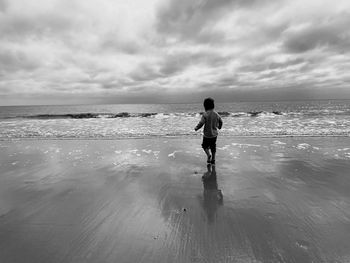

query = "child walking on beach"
[194,98,223,165]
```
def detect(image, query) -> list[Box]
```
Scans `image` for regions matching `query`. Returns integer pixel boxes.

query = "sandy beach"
[1,137,350,263]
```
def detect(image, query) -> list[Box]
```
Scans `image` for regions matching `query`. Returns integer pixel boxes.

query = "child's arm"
[218,115,223,130]
[194,115,205,131]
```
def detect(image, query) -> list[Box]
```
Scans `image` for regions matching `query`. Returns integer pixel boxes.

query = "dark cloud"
[100,36,142,54]
[100,82,119,90]
[128,50,230,83]
[0,0,8,12]
[195,30,227,44]
[156,0,269,42]
[129,63,162,82]
[215,76,239,87]
[159,58,184,76]
[239,63,267,73]
[239,58,306,74]
[0,85,10,94]
[0,14,73,41]
[0,48,40,72]
[283,12,350,53]
[223,19,289,49]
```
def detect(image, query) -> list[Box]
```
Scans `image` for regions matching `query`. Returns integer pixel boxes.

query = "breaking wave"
[6,111,291,120]
[1,102,349,139]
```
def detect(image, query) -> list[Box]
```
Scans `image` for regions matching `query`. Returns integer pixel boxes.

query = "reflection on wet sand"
[202,164,223,223]
[1,138,350,263]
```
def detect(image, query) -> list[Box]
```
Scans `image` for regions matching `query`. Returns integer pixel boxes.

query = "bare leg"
[210,145,216,164]
[211,150,216,162]
[210,138,217,164]
[204,148,211,162]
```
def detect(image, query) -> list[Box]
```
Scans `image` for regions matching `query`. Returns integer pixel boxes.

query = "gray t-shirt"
[195,110,223,138]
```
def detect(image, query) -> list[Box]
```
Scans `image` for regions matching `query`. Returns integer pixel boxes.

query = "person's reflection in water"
[202,164,223,223]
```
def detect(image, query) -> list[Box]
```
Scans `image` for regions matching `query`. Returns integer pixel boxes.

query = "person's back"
[202,110,222,138]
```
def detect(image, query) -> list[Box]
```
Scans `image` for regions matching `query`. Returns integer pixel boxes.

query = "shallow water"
[1,100,350,139]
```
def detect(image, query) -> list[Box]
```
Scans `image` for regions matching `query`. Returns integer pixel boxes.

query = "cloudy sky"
[0,0,350,105]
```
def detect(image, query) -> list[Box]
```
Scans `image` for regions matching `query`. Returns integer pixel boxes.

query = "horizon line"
[1,98,350,107]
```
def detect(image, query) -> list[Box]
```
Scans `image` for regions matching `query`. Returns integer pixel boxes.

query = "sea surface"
[1,100,350,139]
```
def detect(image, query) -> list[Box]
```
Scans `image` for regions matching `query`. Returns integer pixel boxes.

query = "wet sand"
[1,137,350,263]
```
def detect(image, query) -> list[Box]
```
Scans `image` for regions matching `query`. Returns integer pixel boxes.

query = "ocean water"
[0,100,350,139]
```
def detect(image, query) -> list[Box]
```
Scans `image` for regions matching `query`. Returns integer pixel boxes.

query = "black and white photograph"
[1,0,350,262]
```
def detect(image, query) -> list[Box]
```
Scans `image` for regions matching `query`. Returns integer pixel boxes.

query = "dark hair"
[203,97,214,111]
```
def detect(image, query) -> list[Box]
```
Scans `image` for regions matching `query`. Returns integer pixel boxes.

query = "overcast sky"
[1,0,350,105]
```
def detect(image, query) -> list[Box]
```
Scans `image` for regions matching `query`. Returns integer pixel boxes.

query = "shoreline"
[1,133,349,141]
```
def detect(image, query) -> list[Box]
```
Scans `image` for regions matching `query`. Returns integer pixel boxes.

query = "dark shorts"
[202,136,217,152]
